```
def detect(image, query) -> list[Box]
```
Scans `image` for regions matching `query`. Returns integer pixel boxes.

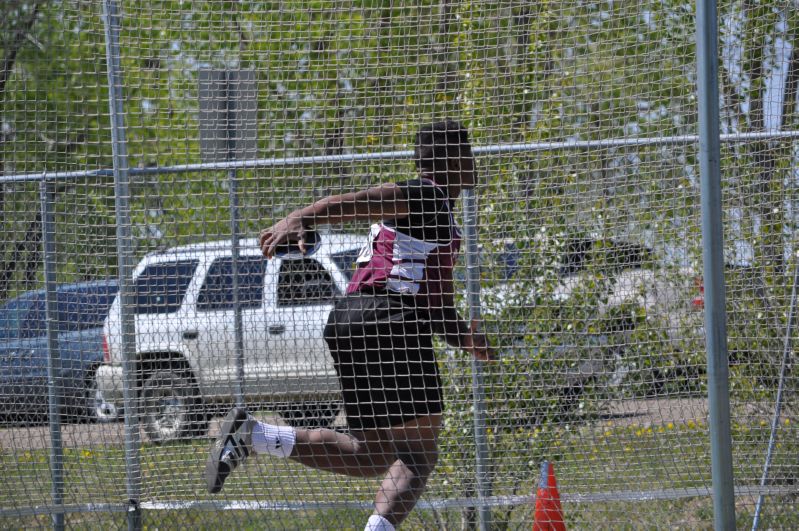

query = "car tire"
[140,368,206,443]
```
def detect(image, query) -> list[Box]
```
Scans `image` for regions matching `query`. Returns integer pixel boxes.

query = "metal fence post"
[225,73,245,407]
[462,188,491,530]
[102,1,143,529]
[229,171,245,407]
[40,176,65,531]
[695,0,737,529]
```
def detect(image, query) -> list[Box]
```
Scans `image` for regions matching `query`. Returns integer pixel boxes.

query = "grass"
[1,417,797,529]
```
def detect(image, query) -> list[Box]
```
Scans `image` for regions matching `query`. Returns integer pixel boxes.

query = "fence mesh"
[1,0,798,529]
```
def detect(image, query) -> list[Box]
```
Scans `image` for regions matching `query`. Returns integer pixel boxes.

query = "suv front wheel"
[140,368,206,443]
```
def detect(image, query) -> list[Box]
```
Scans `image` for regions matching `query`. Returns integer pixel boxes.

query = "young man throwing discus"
[205,119,493,530]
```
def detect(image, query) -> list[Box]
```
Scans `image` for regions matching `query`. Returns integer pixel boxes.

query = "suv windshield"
[134,260,198,314]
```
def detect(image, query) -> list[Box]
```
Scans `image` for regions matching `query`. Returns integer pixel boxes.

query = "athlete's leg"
[210,290,442,509]
[287,414,443,526]
[372,414,442,527]
[286,412,441,485]
[287,426,396,478]
[299,292,411,478]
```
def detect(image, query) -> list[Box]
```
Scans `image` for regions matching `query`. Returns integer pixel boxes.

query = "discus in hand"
[261,227,320,258]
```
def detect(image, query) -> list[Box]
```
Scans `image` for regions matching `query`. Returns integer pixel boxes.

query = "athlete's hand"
[259,215,306,258]
[463,320,495,361]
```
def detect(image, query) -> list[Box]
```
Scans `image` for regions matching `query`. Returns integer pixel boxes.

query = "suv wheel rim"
[145,387,187,440]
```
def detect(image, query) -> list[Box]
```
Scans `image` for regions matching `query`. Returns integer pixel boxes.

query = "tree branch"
[1,1,41,101]
[0,211,42,301]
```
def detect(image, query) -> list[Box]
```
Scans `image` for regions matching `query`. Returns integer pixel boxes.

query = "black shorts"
[323,291,442,431]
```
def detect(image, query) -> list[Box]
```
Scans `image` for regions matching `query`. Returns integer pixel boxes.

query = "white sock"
[252,421,295,458]
[364,514,395,531]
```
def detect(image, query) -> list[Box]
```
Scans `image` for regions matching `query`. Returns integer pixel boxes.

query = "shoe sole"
[205,408,247,494]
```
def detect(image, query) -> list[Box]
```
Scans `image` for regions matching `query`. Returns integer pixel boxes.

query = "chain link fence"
[1,0,798,528]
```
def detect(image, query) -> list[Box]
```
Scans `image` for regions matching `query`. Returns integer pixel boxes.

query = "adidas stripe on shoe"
[205,407,255,494]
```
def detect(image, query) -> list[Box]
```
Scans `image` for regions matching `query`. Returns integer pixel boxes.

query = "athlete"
[205,119,493,530]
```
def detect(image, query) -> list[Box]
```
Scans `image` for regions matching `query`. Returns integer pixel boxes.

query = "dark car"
[0,280,118,424]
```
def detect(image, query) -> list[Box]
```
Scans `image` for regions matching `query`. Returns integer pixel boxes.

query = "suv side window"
[277,258,338,307]
[197,256,266,311]
[134,260,198,314]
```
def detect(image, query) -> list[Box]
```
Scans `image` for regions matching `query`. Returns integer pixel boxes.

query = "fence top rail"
[3,130,799,185]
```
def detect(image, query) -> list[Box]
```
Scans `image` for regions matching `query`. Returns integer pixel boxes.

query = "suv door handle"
[268,324,285,335]
[183,329,199,340]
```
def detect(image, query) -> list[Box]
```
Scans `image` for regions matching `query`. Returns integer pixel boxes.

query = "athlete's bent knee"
[394,444,438,479]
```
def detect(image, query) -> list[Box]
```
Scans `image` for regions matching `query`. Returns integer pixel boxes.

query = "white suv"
[96,231,364,442]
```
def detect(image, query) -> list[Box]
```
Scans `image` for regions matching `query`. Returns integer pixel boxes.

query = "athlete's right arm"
[259,183,409,258]
[433,268,494,361]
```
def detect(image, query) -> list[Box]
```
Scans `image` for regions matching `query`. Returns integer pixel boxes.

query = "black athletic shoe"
[205,407,255,494]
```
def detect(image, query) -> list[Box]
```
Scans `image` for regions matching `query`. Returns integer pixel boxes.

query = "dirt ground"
[604,397,709,427]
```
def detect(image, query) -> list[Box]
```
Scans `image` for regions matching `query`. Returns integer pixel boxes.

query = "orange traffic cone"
[533,461,566,531]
